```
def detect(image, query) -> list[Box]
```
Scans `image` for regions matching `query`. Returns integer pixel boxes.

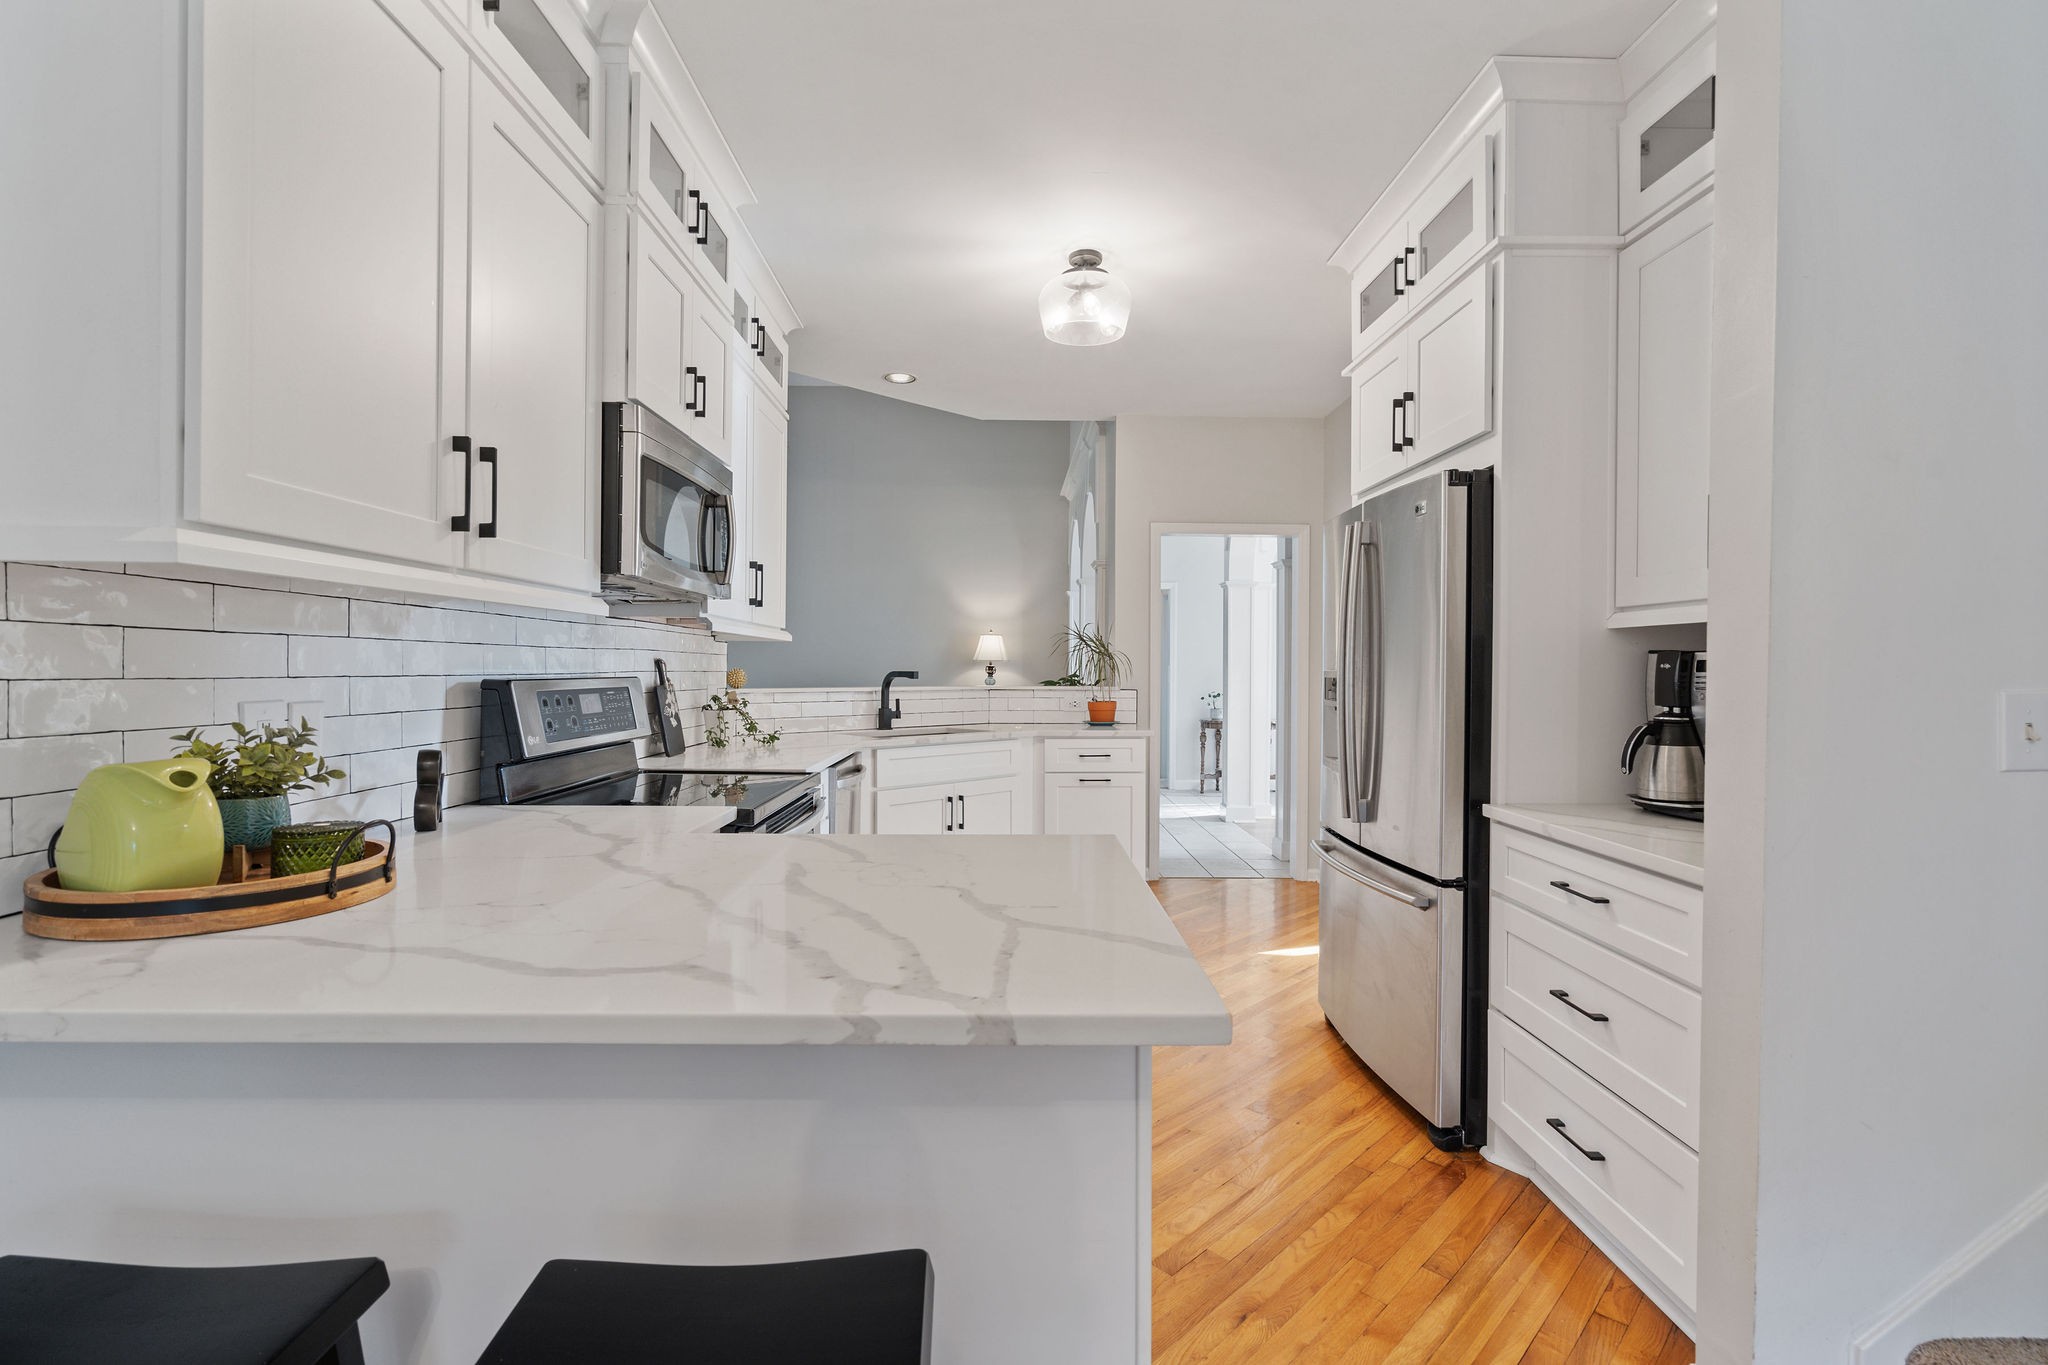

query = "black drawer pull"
[1549,880,1611,905]
[1547,1117,1606,1162]
[944,795,954,832]
[1079,777,1113,784]
[1549,988,1610,1023]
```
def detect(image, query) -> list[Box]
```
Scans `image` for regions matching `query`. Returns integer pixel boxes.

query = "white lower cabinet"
[870,743,1031,837]
[1044,773,1145,865]
[1487,824,1702,1325]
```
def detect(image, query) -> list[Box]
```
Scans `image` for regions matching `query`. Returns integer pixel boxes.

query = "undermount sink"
[836,725,985,739]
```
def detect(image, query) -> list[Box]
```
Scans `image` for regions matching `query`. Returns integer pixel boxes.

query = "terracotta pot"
[1087,699,1117,724]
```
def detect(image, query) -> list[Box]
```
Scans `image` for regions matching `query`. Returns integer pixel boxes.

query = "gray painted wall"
[1158,536,1226,788]
[728,384,1073,688]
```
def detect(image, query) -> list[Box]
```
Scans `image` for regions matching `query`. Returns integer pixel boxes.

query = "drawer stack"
[1486,825,1704,1322]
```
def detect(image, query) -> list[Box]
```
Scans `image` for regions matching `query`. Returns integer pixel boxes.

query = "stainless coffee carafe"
[1622,651,1705,819]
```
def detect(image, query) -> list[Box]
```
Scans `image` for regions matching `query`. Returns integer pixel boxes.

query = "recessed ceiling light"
[883,371,917,385]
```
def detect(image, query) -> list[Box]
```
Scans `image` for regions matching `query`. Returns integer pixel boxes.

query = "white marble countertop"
[645,726,1153,776]
[0,808,1228,1047]
[1484,803,1706,886]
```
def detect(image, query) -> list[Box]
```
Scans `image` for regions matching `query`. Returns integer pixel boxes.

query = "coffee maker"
[1622,650,1706,819]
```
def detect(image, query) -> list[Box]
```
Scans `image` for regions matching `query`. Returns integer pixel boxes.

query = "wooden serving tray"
[22,839,396,942]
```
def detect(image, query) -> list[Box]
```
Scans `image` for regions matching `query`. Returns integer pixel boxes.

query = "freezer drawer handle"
[1546,1117,1607,1162]
[1314,842,1434,910]
[1548,988,1611,1023]
[1549,880,1611,905]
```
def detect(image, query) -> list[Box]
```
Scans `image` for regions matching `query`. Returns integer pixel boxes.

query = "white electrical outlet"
[1062,694,1086,713]
[287,699,328,730]
[1999,691,2048,772]
[238,699,288,728]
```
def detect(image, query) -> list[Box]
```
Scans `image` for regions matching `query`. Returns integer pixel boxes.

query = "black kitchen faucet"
[877,671,919,730]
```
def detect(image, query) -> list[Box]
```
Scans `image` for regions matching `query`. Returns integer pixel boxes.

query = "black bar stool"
[476,1250,934,1364]
[0,1253,389,1365]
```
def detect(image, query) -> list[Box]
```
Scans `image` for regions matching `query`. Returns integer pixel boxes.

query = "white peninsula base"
[1,1041,1153,1364]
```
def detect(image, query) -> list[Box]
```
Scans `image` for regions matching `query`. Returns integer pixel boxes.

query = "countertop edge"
[1483,803,1706,887]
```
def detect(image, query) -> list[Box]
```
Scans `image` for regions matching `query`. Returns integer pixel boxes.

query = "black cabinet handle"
[1390,397,1403,455]
[1079,777,1113,784]
[684,366,703,417]
[1403,245,1418,286]
[476,445,499,538]
[1392,251,1406,297]
[482,0,499,10]
[944,795,954,832]
[756,561,765,608]
[1400,391,1416,449]
[1549,880,1612,905]
[1549,988,1611,1023]
[687,189,711,246]
[1546,1117,1606,1162]
[957,793,967,831]
[451,435,474,531]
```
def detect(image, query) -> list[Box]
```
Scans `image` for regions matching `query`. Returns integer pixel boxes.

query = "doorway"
[1154,531,1298,878]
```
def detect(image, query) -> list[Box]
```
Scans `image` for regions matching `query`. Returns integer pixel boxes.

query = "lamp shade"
[973,631,1008,663]
[1039,249,1131,347]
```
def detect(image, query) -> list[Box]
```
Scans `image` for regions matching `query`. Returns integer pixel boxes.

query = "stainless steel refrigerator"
[1319,467,1493,1150]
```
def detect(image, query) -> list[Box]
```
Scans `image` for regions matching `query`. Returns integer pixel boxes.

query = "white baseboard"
[1850,1176,2048,1363]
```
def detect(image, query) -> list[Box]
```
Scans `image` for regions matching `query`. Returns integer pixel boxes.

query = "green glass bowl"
[269,821,367,878]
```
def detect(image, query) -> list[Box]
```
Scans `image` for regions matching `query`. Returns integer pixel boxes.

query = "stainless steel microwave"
[600,399,733,605]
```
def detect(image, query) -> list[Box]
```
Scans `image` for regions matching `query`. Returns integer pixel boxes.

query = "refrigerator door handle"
[1350,522,1384,824]
[1315,841,1435,909]
[1335,519,1359,817]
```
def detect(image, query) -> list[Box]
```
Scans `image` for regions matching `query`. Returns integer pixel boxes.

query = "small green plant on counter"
[701,668,782,749]
[171,720,346,798]
[1037,673,1085,687]
[1051,624,1131,699]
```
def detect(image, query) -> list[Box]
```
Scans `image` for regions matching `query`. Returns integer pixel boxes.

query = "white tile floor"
[1157,789,1289,878]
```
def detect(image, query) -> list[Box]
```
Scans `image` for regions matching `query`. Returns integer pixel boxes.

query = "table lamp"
[973,630,1007,686]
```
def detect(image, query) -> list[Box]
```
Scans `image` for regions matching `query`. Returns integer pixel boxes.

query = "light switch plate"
[1999,691,2048,771]
[238,699,287,728]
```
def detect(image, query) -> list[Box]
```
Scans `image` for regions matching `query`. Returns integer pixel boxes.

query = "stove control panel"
[535,685,639,742]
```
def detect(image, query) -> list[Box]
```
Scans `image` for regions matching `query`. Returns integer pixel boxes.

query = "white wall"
[1113,416,1324,875]
[1158,536,1226,788]
[1704,2,2048,1360]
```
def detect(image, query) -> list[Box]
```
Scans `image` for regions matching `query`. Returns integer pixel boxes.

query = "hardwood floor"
[1149,877,1693,1364]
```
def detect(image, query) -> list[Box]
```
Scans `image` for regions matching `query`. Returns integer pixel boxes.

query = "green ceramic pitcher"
[52,757,224,893]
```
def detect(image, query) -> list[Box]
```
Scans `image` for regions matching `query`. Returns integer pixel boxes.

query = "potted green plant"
[171,720,345,850]
[1052,624,1130,725]
[700,668,783,750]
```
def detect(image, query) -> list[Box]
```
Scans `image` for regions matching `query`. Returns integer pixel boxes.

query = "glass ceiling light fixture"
[1039,248,1131,347]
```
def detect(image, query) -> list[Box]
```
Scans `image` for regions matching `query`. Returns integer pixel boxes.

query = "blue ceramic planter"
[218,795,292,850]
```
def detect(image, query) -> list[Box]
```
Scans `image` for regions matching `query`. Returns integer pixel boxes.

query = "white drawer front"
[1492,1015,1699,1310]
[873,741,1021,790]
[1493,901,1700,1146]
[1493,828,1702,986]
[1042,738,1145,773]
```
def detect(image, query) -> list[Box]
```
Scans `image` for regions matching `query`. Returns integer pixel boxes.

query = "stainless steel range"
[477,676,820,833]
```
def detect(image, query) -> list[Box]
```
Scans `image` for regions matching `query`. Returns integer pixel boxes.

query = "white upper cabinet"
[1613,193,1713,622]
[626,214,731,464]
[1351,221,1413,362]
[1406,135,1492,302]
[464,75,602,591]
[1619,37,1716,237]
[745,385,789,631]
[632,78,732,292]
[469,0,600,181]
[1405,267,1493,463]
[193,0,469,571]
[1350,342,1410,500]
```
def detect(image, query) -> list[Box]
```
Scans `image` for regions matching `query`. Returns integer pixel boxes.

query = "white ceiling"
[653,0,1666,421]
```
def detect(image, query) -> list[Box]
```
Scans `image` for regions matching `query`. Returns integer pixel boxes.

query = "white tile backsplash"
[0,562,725,837]
[0,622,124,679]
[6,564,214,628]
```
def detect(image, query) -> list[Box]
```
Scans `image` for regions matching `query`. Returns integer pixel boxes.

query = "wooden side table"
[1198,717,1223,794]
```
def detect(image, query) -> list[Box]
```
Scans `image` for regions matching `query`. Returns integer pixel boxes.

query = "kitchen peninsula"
[0,811,1229,1364]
